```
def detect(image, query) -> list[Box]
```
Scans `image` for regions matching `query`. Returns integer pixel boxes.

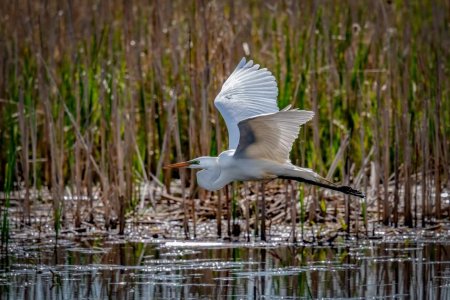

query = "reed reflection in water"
[0,239,449,299]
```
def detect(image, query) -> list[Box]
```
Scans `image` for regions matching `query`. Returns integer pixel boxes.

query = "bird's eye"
[189,160,200,165]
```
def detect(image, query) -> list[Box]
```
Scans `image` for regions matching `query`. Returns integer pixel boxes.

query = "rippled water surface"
[1,236,450,299]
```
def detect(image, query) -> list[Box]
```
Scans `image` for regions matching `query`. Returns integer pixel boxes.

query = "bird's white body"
[196,152,277,191]
[194,150,318,191]
[166,57,364,198]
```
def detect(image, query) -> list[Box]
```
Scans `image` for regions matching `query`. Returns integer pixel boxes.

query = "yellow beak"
[163,161,191,169]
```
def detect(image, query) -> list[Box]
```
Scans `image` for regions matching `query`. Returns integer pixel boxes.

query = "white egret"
[165,58,364,198]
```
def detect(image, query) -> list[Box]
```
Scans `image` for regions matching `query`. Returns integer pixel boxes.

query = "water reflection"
[1,238,450,299]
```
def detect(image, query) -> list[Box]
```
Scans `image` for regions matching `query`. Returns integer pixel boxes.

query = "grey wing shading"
[234,109,314,163]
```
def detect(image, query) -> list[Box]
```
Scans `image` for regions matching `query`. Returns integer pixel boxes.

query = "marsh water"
[1,235,450,299]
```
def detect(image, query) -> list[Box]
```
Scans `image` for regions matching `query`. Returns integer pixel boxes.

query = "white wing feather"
[234,110,314,163]
[214,57,279,149]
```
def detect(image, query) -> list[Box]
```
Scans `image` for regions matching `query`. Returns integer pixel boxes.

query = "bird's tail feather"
[278,167,365,198]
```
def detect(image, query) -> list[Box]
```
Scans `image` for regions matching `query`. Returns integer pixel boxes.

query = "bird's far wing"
[214,57,279,150]
[234,110,314,163]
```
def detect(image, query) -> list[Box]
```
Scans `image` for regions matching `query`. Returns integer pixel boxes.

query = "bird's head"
[165,156,221,191]
[164,156,216,170]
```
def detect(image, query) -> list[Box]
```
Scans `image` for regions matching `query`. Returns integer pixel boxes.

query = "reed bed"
[0,0,449,240]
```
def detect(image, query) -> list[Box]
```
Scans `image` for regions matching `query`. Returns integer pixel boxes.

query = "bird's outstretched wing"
[234,110,314,163]
[214,57,279,149]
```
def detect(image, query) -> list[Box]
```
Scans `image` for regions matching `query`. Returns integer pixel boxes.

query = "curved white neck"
[196,168,223,191]
[194,154,235,191]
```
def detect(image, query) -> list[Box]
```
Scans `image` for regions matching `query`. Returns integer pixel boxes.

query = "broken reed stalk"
[356,65,365,237]
[374,74,382,225]
[18,89,30,225]
[2,122,16,248]
[345,156,351,236]
[244,183,250,242]
[191,193,197,239]
[382,84,390,226]
[393,114,400,227]
[402,33,413,226]
[421,97,428,227]
[74,67,82,229]
[38,56,63,237]
[259,181,266,241]
[434,54,442,220]
[254,184,259,238]
[171,102,190,238]
[216,190,222,238]
[284,181,289,219]
[306,5,320,224]
[290,181,297,243]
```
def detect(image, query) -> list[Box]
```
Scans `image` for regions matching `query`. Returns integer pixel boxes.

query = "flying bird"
[165,58,364,198]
